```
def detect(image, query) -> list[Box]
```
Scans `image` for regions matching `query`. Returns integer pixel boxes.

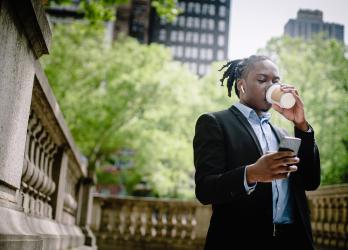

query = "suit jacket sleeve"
[193,113,247,205]
[294,125,321,191]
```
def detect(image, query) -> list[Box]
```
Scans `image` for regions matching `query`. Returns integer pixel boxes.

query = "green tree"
[48,0,181,23]
[259,35,348,184]
[42,22,206,198]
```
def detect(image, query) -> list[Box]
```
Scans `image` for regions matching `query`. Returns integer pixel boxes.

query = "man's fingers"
[274,165,298,174]
[273,157,300,166]
[271,151,296,160]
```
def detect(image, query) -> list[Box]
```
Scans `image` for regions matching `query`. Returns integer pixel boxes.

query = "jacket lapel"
[229,106,263,156]
[269,124,282,143]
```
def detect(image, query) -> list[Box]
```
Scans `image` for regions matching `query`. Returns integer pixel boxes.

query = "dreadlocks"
[218,55,271,97]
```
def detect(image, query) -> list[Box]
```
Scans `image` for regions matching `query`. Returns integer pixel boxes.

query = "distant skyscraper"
[284,9,344,42]
[149,0,231,76]
[114,0,230,76]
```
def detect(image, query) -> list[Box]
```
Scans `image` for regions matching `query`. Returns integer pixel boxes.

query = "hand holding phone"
[278,136,301,155]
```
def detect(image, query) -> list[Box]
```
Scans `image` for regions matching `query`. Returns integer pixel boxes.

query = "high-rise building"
[148,0,231,76]
[284,9,344,42]
[115,0,231,76]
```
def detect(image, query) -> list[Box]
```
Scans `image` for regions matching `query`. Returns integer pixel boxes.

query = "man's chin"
[261,104,272,112]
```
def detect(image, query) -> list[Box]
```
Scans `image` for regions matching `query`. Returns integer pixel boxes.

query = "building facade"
[284,9,344,42]
[148,0,230,76]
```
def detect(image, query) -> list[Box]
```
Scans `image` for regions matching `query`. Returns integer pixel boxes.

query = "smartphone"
[278,136,302,155]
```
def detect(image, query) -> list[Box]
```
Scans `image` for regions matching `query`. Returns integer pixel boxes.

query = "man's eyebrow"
[256,74,280,80]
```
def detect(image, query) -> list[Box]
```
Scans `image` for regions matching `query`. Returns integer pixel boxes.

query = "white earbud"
[241,86,245,94]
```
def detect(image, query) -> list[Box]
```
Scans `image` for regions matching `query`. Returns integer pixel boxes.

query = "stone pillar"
[77,169,97,249]
[0,0,51,248]
[0,0,36,206]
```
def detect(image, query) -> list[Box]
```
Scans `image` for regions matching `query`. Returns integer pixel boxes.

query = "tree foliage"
[48,0,181,23]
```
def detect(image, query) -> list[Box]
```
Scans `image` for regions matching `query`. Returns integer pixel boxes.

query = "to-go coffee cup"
[266,84,296,109]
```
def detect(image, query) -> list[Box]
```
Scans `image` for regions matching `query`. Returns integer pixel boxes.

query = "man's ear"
[237,79,245,94]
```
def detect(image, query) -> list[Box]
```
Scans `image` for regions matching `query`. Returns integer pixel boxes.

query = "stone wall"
[0,0,96,249]
[91,195,211,250]
[91,185,348,250]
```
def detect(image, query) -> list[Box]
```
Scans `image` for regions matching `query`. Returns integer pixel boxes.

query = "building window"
[159,29,166,41]
[200,49,207,60]
[193,32,199,43]
[192,47,198,59]
[178,31,184,42]
[217,50,224,60]
[187,17,193,28]
[179,2,186,11]
[200,33,207,44]
[170,31,177,42]
[209,5,216,16]
[201,18,207,29]
[195,3,201,14]
[187,2,194,13]
[208,19,215,30]
[171,46,176,57]
[219,6,226,17]
[185,47,192,58]
[202,4,208,15]
[194,17,200,29]
[179,16,185,27]
[160,17,168,25]
[208,34,214,45]
[218,35,224,46]
[218,20,226,32]
[186,31,192,43]
[206,49,213,60]
[177,46,183,57]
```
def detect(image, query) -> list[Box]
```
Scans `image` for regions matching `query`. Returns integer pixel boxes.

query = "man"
[193,55,320,250]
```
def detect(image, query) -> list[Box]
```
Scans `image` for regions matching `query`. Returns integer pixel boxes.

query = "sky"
[228,0,348,59]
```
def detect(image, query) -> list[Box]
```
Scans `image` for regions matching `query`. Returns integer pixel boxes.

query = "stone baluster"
[141,202,151,240]
[121,202,132,240]
[339,196,346,248]
[189,206,197,240]
[159,202,168,240]
[150,203,158,238]
[168,204,178,239]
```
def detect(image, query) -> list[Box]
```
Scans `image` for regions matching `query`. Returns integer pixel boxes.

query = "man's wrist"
[246,164,257,185]
[294,121,309,132]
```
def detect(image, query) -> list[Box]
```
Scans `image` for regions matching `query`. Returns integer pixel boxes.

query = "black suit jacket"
[193,106,321,250]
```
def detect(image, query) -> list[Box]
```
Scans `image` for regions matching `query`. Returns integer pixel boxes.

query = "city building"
[115,0,231,76]
[46,0,231,76]
[284,9,344,42]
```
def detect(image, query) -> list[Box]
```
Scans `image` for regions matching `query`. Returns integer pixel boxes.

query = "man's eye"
[257,80,266,83]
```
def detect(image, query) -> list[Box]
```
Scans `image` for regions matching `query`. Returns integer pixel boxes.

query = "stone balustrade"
[307,184,348,250]
[91,186,348,250]
[91,195,211,250]
[0,0,97,249]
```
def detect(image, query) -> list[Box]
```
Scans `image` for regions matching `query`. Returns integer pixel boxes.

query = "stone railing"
[91,185,348,250]
[0,0,96,249]
[307,184,348,250]
[91,195,211,250]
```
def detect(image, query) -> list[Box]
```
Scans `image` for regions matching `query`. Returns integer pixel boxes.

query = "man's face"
[240,59,280,112]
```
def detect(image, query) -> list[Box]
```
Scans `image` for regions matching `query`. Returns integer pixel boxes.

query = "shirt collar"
[233,102,271,123]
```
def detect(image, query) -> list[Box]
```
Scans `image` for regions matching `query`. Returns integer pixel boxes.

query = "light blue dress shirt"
[234,102,294,224]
